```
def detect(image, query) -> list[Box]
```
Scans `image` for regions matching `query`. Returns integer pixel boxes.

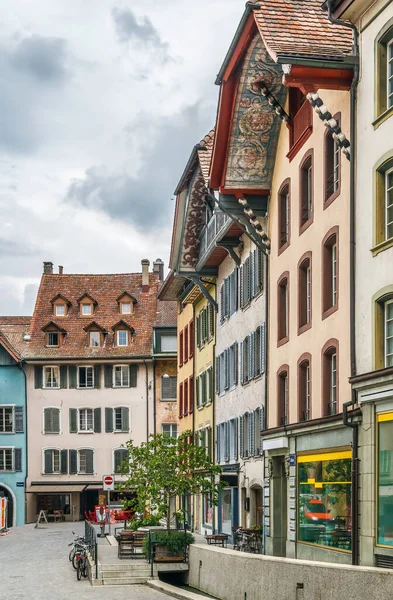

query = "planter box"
[154,544,184,563]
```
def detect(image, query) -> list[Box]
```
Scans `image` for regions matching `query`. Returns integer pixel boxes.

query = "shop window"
[376,23,393,118]
[377,412,393,546]
[325,116,341,206]
[278,179,290,252]
[322,340,339,416]
[299,150,313,233]
[298,356,311,422]
[297,450,352,552]
[278,273,289,345]
[298,253,312,333]
[278,366,289,426]
[322,227,339,319]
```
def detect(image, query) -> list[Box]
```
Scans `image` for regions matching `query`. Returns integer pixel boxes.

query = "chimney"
[43,262,53,274]
[141,259,150,291]
[153,258,164,281]
[59,265,64,275]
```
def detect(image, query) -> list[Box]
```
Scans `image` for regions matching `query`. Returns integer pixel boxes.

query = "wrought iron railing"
[85,520,98,579]
[199,211,231,261]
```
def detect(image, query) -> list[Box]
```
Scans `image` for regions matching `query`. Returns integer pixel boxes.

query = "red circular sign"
[104,476,114,485]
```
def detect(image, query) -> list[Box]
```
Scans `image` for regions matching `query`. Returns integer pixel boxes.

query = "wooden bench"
[205,534,229,548]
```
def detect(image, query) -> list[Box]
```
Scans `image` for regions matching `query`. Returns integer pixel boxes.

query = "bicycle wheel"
[69,547,75,562]
[83,561,88,578]
[72,553,80,570]
[77,563,82,581]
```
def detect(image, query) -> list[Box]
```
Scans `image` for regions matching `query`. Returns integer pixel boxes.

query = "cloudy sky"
[0,0,244,315]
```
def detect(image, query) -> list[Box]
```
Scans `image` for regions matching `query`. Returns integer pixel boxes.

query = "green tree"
[118,430,222,531]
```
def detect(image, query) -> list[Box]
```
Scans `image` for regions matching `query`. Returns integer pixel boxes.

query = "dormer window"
[55,304,65,317]
[83,321,107,348]
[112,320,134,347]
[48,332,59,347]
[121,302,131,314]
[41,322,66,348]
[82,304,92,316]
[78,293,97,316]
[89,331,100,347]
[50,294,71,317]
[117,292,137,315]
[117,330,128,346]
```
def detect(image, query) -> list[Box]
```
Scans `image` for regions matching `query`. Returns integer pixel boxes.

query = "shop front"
[26,484,86,522]
[218,473,239,540]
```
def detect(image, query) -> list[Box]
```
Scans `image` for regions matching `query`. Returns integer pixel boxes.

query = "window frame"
[277,365,289,427]
[113,447,128,474]
[113,365,130,388]
[278,179,291,254]
[385,299,393,368]
[375,23,393,121]
[298,354,311,422]
[121,302,131,315]
[77,448,94,475]
[298,252,312,335]
[117,330,129,347]
[77,366,94,389]
[162,423,178,438]
[47,331,59,347]
[0,447,14,472]
[43,447,61,474]
[277,272,289,346]
[89,331,100,348]
[322,339,339,417]
[299,149,314,234]
[322,227,339,320]
[78,408,94,433]
[43,366,60,389]
[161,375,177,401]
[0,406,14,434]
[55,304,66,317]
[324,113,341,208]
[81,303,93,316]
[113,406,129,433]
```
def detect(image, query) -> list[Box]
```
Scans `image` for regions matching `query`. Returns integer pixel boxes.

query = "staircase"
[93,561,156,586]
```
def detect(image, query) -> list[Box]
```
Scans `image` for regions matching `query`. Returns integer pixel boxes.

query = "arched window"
[298,252,312,333]
[277,365,289,426]
[376,21,393,119]
[322,227,339,319]
[278,179,290,252]
[298,354,311,422]
[324,113,341,207]
[278,272,289,345]
[322,339,339,416]
[299,149,314,234]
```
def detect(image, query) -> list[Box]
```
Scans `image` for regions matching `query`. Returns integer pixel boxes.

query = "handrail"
[84,520,98,579]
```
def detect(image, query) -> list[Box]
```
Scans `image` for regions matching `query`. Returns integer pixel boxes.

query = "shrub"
[143,531,195,559]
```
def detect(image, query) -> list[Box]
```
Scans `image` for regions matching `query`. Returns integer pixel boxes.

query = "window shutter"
[209,303,215,338]
[259,405,265,454]
[14,406,24,433]
[13,448,22,472]
[246,257,251,303]
[69,450,77,475]
[69,408,77,433]
[224,349,229,390]
[121,407,130,432]
[196,376,200,408]
[130,364,138,387]
[239,265,244,308]
[216,425,221,463]
[234,418,239,460]
[220,286,225,324]
[257,248,264,291]
[60,366,68,389]
[44,449,52,474]
[114,449,123,473]
[224,277,230,319]
[85,449,94,474]
[34,366,43,389]
[234,343,238,385]
[219,354,225,394]
[61,449,68,474]
[260,323,265,374]
[240,341,244,385]
[196,316,201,347]
[239,415,244,458]
[250,250,255,299]
[201,372,207,405]
[104,365,112,388]
[224,422,229,462]
[215,357,220,395]
[94,408,101,433]
[208,367,213,402]
[44,408,51,433]
[94,365,101,388]
[52,408,60,433]
[248,411,255,456]
[105,407,114,433]
[249,332,255,379]
[68,366,77,389]
[231,269,238,315]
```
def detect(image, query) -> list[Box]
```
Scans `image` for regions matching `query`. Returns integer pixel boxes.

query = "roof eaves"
[276,54,356,69]
[173,147,200,196]
[0,335,21,362]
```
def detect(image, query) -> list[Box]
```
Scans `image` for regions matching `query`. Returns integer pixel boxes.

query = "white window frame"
[89,331,100,347]
[384,300,393,367]
[43,366,60,389]
[55,304,65,316]
[117,330,128,347]
[47,332,59,347]
[113,406,129,433]
[42,447,61,474]
[42,406,61,434]
[387,38,393,109]
[78,408,94,433]
[161,423,178,438]
[0,405,14,434]
[113,365,130,388]
[332,243,337,307]
[77,366,94,389]
[82,303,92,315]
[77,447,95,475]
[0,447,14,472]
[121,302,131,314]
[385,167,393,241]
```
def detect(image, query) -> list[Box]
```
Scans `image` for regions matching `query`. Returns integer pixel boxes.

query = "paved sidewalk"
[0,522,174,600]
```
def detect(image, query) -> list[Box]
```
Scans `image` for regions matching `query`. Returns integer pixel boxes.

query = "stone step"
[100,570,152,578]
[102,577,153,585]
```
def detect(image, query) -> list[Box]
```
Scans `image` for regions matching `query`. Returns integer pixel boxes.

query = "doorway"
[271,456,287,557]
[0,485,14,527]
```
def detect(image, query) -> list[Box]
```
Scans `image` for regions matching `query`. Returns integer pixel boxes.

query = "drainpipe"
[263,252,269,555]
[152,359,157,437]
[143,360,150,442]
[326,1,359,565]
[18,361,28,525]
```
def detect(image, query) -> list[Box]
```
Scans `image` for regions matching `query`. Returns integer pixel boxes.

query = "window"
[377,412,393,546]
[240,337,249,385]
[184,379,188,415]
[43,449,60,474]
[184,327,188,363]
[189,376,194,413]
[196,304,214,347]
[322,340,339,416]
[161,376,177,400]
[325,117,340,205]
[278,273,289,344]
[43,366,60,389]
[162,423,178,438]
[47,332,59,347]
[0,448,13,471]
[386,168,393,241]
[79,408,93,432]
[78,366,94,389]
[388,38,393,109]
[43,407,60,434]
[278,180,290,251]
[121,302,131,314]
[78,449,94,474]
[189,320,194,358]
[89,331,100,347]
[196,370,211,408]
[160,333,177,353]
[221,268,239,322]
[299,254,312,332]
[229,342,238,389]
[288,88,313,159]
[113,365,129,387]
[114,448,127,473]
[322,228,339,318]
[300,151,313,231]
[0,407,13,433]
[376,25,393,117]
[278,367,289,426]
[385,300,393,367]
[55,304,65,316]
[82,304,92,315]
[113,407,129,432]
[179,331,184,366]
[117,330,128,346]
[297,450,352,551]
[298,357,311,422]
[240,249,264,309]
[179,382,183,417]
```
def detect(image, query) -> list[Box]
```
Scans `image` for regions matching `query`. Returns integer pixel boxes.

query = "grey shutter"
[257,248,264,291]
[209,303,214,338]
[69,408,77,433]
[196,376,200,408]
[44,449,52,474]
[94,365,101,388]
[224,277,230,319]
[130,364,138,387]
[215,357,220,394]
[44,408,51,433]
[52,408,60,433]
[259,405,265,455]
[60,366,67,389]
[240,341,244,385]
[224,422,229,462]
[239,265,244,308]
[248,411,255,456]
[220,286,225,324]
[69,450,77,474]
[94,408,101,433]
[14,448,22,472]
[14,406,24,433]
[239,415,244,458]
[61,449,68,474]
[208,367,213,403]
[69,366,77,389]
[234,343,238,385]
[246,257,251,303]
[121,407,130,432]
[105,407,114,433]
[250,250,255,299]
[104,365,112,388]
[34,366,43,389]
[219,354,225,394]
[234,418,239,460]
[85,449,94,474]
[216,425,221,463]
[224,349,229,390]
[249,332,255,380]
[260,323,265,374]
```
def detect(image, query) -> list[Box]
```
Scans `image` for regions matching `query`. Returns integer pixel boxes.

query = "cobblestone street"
[0,522,172,600]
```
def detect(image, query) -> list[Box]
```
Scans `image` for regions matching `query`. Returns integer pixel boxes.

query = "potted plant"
[143,531,195,562]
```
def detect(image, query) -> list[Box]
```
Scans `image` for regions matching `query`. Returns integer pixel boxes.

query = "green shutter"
[215,357,220,395]
[209,303,215,338]
[130,364,138,387]
[196,376,200,408]
[208,366,213,402]
[94,408,101,433]
[60,366,68,389]
[44,408,51,433]
[216,425,221,463]
[53,408,60,433]
[69,408,77,433]
[239,415,244,458]
[85,449,94,474]
[196,315,201,348]
[61,449,68,474]
[121,407,130,432]
[14,448,22,472]
[94,365,101,388]
[104,365,112,387]
[44,449,53,474]
[220,286,225,324]
[68,366,77,389]
[14,406,24,433]
[105,407,113,433]
[239,265,244,308]
[34,366,43,389]
[69,450,77,474]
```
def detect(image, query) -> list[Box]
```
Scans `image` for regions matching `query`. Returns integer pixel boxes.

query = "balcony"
[198,210,231,267]
[288,100,313,161]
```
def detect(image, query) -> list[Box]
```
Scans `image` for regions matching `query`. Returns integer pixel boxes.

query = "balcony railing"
[198,211,231,263]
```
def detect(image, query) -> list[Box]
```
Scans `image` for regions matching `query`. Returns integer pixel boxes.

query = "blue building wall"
[0,346,27,526]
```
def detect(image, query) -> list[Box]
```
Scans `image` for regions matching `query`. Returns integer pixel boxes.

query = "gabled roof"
[116,292,137,304]
[111,320,135,333]
[0,317,31,359]
[41,321,67,334]
[50,293,72,306]
[77,292,98,306]
[82,321,108,334]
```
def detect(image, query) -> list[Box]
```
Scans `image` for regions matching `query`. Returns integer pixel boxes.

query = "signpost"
[103,476,115,535]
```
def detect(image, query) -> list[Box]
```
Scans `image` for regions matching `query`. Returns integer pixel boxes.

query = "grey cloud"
[10,35,70,82]
[0,238,37,257]
[0,282,38,316]
[112,7,171,61]
[66,102,214,229]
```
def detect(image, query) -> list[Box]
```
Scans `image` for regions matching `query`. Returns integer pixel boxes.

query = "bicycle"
[74,545,89,580]
[68,532,87,568]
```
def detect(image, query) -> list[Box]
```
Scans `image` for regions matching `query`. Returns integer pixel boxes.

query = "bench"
[205,534,229,548]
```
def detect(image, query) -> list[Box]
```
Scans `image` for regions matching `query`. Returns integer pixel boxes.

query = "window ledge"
[373,106,393,129]
[278,241,290,256]
[0,431,15,435]
[299,216,314,236]
[43,387,60,391]
[322,304,339,320]
[298,322,312,336]
[371,237,393,256]
[277,335,289,348]
[78,431,94,434]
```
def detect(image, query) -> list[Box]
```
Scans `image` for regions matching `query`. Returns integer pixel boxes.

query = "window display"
[297,450,352,551]
[377,413,393,546]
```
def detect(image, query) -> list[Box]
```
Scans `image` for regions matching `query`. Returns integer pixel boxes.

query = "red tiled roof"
[155,299,177,327]
[24,273,161,359]
[253,0,353,62]
[197,128,215,186]
[0,317,31,358]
